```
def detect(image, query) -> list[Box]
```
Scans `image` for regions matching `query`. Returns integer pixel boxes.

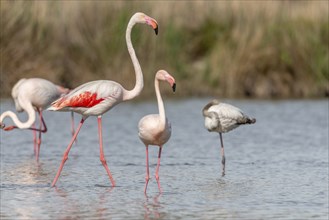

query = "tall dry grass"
[1,0,328,99]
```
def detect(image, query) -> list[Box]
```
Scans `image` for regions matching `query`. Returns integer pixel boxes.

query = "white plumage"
[48,80,125,116]
[0,78,71,161]
[138,114,171,146]
[48,12,159,188]
[138,70,176,193]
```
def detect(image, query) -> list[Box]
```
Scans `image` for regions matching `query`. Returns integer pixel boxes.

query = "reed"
[1,0,328,99]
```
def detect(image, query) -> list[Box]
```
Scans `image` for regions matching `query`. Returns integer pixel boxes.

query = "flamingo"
[202,99,256,176]
[0,78,73,161]
[48,12,159,187]
[138,70,176,193]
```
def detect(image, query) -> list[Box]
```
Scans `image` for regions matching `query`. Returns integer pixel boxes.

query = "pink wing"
[52,91,104,109]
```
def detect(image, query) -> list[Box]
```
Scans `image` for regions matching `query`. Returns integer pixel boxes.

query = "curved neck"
[155,79,166,130]
[0,104,36,129]
[202,102,213,117]
[123,19,144,101]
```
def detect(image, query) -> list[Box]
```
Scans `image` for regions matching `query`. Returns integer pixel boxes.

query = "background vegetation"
[1,1,328,99]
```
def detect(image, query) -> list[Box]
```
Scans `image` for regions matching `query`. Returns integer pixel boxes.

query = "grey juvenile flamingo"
[202,99,256,176]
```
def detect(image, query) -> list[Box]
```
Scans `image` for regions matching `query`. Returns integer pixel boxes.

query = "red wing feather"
[53,91,104,109]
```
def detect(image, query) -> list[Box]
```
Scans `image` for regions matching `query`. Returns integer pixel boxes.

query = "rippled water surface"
[1,98,328,219]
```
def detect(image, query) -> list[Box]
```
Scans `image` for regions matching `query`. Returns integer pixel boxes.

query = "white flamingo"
[0,78,72,161]
[138,70,176,193]
[202,99,256,176]
[48,12,159,187]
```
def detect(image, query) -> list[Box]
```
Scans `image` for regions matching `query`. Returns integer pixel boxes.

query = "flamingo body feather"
[205,103,254,133]
[49,80,125,116]
[138,114,171,146]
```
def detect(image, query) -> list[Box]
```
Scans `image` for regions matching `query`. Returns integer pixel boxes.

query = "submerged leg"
[219,133,226,176]
[144,145,150,194]
[51,117,85,187]
[155,146,162,193]
[98,116,115,187]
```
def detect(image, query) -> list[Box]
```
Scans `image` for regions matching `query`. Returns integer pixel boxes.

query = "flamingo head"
[0,122,5,129]
[56,85,70,95]
[211,99,220,105]
[156,70,176,92]
[133,12,158,35]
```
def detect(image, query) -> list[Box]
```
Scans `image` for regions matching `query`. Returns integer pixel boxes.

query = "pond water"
[0,98,328,219]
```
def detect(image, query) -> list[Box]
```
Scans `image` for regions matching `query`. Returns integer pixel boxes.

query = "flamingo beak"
[3,125,16,131]
[172,83,176,92]
[146,16,158,35]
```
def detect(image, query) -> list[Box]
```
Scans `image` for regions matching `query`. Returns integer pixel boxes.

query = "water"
[0,98,328,220]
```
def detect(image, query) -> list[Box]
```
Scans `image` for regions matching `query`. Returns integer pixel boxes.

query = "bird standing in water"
[202,99,256,176]
[0,78,72,161]
[138,70,176,193]
[48,12,159,187]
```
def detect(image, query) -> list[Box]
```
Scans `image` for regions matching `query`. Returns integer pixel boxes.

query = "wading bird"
[48,12,159,187]
[138,70,176,193]
[202,99,256,176]
[0,78,73,161]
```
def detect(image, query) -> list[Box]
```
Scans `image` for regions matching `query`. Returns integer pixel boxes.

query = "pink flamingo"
[0,78,73,161]
[138,70,176,193]
[202,99,256,176]
[48,12,159,187]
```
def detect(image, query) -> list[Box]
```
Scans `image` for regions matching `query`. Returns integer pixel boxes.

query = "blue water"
[1,98,328,219]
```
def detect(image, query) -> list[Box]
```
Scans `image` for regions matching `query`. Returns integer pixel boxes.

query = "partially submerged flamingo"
[202,99,256,176]
[0,78,73,161]
[48,12,159,187]
[138,70,176,193]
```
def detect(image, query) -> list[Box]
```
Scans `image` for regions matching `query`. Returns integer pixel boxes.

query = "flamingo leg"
[71,112,75,136]
[35,110,43,161]
[39,110,47,133]
[32,123,37,155]
[144,145,150,193]
[155,146,162,193]
[219,133,226,176]
[27,110,47,133]
[98,116,115,187]
[71,112,77,144]
[51,117,85,187]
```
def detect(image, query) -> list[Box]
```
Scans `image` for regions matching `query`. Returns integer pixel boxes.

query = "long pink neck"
[155,79,166,131]
[123,19,144,101]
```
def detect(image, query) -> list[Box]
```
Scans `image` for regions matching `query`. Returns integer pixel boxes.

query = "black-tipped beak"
[154,26,158,35]
[172,83,176,92]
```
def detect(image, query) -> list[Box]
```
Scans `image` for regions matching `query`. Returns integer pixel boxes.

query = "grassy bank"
[1,1,328,99]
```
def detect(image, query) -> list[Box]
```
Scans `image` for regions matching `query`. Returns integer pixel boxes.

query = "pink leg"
[144,145,150,194]
[70,111,77,143]
[35,109,44,161]
[71,112,75,136]
[51,117,85,187]
[32,123,37,155]
[98,116,115,187]
[155,146,162,193]
[29,109,47,133]
[219,133,226,176]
